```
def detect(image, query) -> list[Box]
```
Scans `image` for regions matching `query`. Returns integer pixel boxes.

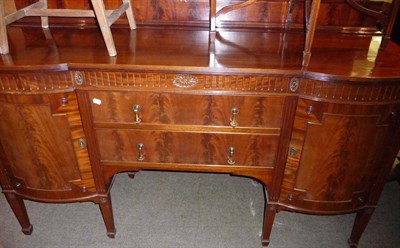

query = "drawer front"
[96,129,278,167]
[88,91,285,128]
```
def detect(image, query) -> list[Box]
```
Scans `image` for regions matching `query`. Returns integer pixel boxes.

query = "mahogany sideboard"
[1,1,400,247]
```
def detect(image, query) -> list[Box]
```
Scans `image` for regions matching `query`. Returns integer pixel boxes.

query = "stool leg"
[380,0,400,48]
[286,0,297,29]
[123,0,136,30]
[0,0,9,54]
[39,0,49,28]
[90,0,117,56]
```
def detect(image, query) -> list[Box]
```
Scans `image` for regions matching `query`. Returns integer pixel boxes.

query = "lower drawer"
[96,129,278,167]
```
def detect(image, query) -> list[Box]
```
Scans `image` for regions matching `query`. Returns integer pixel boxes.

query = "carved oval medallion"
[289,77,299,92]
[74,71,84,85]
[172,74,198,88]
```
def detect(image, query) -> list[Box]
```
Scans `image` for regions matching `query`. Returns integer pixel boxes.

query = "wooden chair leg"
[39,0,49,28]
[380,0,400,48]
[4,192,33,235]
[1,0,135,56]
[123,0,136,30]
[302,0,321,67]
[91,0,117,56]
[0,0,9,54]
[286,0,298,29]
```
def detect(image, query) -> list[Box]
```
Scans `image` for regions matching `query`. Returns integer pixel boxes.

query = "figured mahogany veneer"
[1,25,400,248]
[0,92,96,198]
[97,129,279,166]
[88,91,286,127]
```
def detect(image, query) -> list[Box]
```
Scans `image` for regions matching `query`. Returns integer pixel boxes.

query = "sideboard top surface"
[1,26,400,82]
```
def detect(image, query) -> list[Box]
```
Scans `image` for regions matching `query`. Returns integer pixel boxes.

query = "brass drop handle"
[137,143,145,161]
[227,146,236,165]
[133,104,142,124]
[230,107,239,127]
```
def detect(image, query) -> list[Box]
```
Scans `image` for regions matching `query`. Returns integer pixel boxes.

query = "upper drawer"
[88,91,285,128]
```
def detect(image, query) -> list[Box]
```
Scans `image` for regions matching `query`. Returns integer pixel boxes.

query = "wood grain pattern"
[0,96,80,190]
[0,6,399,246]
[0,92,96,201]
[59,92,96,194]
[88,91,285,128]
[279,97,400,213]
[2,26,399,81]
[295,114,384,200]
[96,129,279,167]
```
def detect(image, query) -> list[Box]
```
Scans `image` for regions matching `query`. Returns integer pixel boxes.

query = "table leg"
[4,192,33,235]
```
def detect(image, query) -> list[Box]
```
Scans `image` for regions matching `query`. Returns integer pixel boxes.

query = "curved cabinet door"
[0,93,96,201]
[280,97,400,213]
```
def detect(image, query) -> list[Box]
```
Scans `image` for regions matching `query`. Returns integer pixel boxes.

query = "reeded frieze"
[0,72,73,93]
[73,71,297,93]
[299,79,400,103]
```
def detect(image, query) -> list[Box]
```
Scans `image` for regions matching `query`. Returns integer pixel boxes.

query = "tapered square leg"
[261,184,277,247]
[98,194,116,238]
[4,193,33,235]
[262,203,277,247]
[348,208,375,248]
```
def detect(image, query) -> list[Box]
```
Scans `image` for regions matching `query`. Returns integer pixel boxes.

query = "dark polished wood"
[1,1,400,247]
[3,192,33,235]
[88,91,286,127]
[0,91,97,200]
[11,0,382,32]
[1,26,400,80]
[280,97,400,213]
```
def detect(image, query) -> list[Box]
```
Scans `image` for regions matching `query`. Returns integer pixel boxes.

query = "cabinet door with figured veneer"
[280,98,400,213]
[0,93,95,201]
